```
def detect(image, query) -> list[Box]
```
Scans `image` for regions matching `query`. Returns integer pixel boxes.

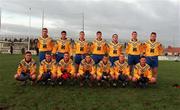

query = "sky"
[0,0,179,46]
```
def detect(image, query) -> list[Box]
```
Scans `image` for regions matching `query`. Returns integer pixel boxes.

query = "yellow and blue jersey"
[39,59,57,76]
[17,59,36,75]
[113,61,130,77]
[74,39,90,54]
[96,60,114,78]
[57,59,75,77]
[133,63,152,80]
[107,41,123,57]
[143,40,163,56]
[126,39,143,55]
[37,36,54,52]
[91,39,107,55]
[52,38,72,55]
[78,58,96,75]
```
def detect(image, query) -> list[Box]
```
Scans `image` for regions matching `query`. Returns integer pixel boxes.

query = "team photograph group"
[14,28,164,88]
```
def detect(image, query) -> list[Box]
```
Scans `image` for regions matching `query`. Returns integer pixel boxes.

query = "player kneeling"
[113,54,132,87]
[37,52,57,85]
[57,52,75,86]
[96,55,114,87]
[132,56,156,88]
[78,54,96,87]
[14,51,36,85]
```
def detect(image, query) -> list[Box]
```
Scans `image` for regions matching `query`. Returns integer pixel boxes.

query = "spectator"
[10,45,13,55]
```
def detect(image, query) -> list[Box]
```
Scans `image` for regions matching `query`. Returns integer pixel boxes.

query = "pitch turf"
[0,54,180,110]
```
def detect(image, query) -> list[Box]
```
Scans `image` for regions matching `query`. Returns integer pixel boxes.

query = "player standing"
[143,32,163,83]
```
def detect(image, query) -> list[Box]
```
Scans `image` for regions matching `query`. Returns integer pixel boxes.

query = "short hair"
[42,28,48,31]
[151,32,156,36]
[96,31,102,34]
[25,51,31,55]
[132,31,137,34]
[103,54,109,58]
[61,31,67,34]
[45,52,51,56]
[112,34,118,37]
[64,52,69,55]
[140,56,146,59]
[119,53,125,56]
[85,54,91,57]
[80,31,84,34]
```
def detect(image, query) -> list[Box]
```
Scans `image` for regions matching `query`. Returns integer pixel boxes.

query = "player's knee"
[37,75,42,80]
[128,76,132,81]
[51,74,57,79]
[14,74,19,80]
[113,76,117,80]
[96,76,101,80]
[149,77,156,84]
[132,77,137,82]
[31,74,36,80]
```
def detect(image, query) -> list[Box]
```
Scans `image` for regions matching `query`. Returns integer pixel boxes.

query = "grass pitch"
[0,54,180,110]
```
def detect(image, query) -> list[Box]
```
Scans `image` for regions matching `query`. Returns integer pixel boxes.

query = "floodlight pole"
[0,8,1,33]
[82,12,84,32]
[42,9,44,29]
[28,8,31,51]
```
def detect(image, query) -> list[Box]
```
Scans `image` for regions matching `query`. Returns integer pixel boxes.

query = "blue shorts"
[56,52,64,63]
[75,54,85,65]
[39,51,51,62]
[91,54,104,64]
[146,56,158,68]
[109,56,119,66]
[18,72,30,81]
[128,55,140,65]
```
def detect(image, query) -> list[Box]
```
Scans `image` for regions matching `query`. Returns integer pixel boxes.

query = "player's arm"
[39,63,44,75]
[133,67,140,80]
[113,65,119,79]
[119,44,123,54]
[96,64,102,79]
[78,63,84,76]
[104,43,108,54]
[140,43,145,55]
[37,40,40,49]
[106,44,110,54]
[87,42,91,54]
[158,43,164,55]
[38,63,45,80]
[73,42,77,54]
[141,43,146,55]
[51,63,57,76]
[17,63,23,75]
[125,43,130,54]
[57,63,63,77]
[52,41,58,54]
[30,63,36,75]
[90,42,94,53]
[91,64,96,78]
[49,39,54,51]
[69,41,73,57]
[125,65,130,76]
[109,66,114,77]
[147,68,152,80]
[70,63,75,76]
